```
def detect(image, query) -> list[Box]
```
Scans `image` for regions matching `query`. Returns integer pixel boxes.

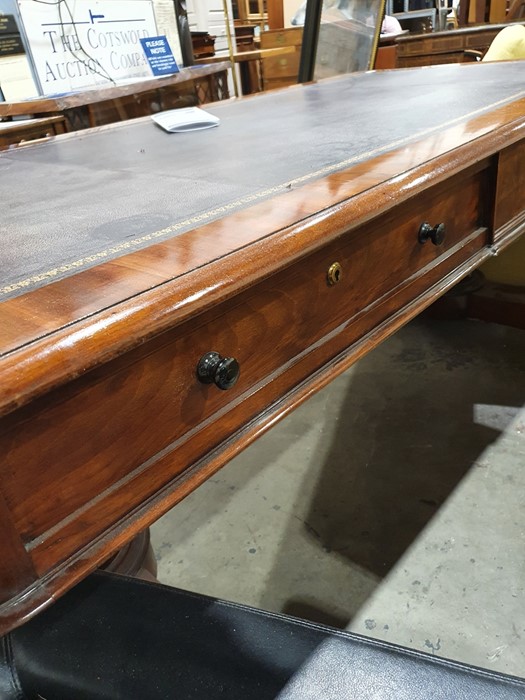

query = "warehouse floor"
[151,315,525,677]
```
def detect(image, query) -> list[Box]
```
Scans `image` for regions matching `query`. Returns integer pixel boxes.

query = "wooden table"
[395,22,525,67]
[0,62,231,129]
[195,47,296,94]
[0,61,524,634]
[0,116,66,150]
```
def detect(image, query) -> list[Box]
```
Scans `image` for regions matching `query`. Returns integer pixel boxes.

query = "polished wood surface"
[195,47,296,64]
[395,22,525,66]
[0,116,67,150]
[0,63,230,122]
[267,0,285,29]
[1,62,525,634]
[194,48,295,93]
[260,27,302,90]
[494,139,525,234]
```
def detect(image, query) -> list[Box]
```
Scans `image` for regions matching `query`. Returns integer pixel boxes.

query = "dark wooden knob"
[197,352,240,390]
[418,222,446,246]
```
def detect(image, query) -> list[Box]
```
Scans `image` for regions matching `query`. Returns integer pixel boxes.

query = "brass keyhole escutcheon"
[327,262,343,286]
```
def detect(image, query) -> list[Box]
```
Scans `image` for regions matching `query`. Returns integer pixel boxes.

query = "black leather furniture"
[1,571,524,699]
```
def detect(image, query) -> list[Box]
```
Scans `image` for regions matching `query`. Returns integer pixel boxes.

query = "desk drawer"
[494,140,525,238]
[0,164,489,573]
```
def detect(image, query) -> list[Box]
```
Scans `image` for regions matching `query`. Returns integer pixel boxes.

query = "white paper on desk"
[151,107,220,133]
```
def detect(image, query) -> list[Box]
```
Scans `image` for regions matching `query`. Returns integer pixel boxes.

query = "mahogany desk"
[1,61,524,635]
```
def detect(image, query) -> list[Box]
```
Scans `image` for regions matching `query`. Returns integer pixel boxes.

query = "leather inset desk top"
[0,60,525,635]
[2,61,525,301]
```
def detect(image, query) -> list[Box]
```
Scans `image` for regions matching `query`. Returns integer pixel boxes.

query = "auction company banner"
[18,0,162,95]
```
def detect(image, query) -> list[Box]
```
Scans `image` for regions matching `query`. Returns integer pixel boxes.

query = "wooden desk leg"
[113,98,128,122]
[467,283,525,330]
[33,112,69,134]
[214,70,230,101]
[239,60,263,94]
[458,0,469,24]
[101,529,158,582]
[194,72,230,104]
[474,0,487,22]
[193,76,207,104]
[425,273,525,331]
[53,118,68,135]
[87,105,97,129]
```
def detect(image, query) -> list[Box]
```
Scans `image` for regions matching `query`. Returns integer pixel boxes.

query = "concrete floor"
[151,316,525,677]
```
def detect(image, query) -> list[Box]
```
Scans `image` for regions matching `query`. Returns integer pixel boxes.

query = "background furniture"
[508,0,525,19]
[0,115,66,149]
[233,0,269,29]
[458,0,508,24]
[394,21,524,65]
[0,63,230,130]
[195,46,296,93]
[190,24,301,95]
[191,30,217,58]
[260,26,303,89]
[386,0,439,32]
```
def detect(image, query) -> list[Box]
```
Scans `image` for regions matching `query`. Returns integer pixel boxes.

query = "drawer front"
[260,28,303,49]
[398,54,461,68]
[494,140,525,237]
[262,54,301,83]
[0,166,489,572]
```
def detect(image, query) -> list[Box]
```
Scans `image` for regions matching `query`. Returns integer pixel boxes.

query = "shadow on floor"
[265,317,525,626]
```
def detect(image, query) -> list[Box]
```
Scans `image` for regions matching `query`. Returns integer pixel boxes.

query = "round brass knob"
[197,352,240,391]
[418,222,446,246]
[327,262,343,286]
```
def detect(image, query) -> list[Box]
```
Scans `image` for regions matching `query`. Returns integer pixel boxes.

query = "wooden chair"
[507,0,525,19]
[458,0,507,25]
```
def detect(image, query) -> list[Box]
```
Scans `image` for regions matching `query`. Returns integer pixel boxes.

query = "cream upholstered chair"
[483,23,525,62]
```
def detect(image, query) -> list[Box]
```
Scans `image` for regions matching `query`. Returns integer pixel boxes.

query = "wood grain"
[0,494,36,601]
[0,63,231,118]
[1,64,525,634]
[1,95,524,418]
[494,139,525,234]
[0,164,488,547]
[395,24,522,67]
